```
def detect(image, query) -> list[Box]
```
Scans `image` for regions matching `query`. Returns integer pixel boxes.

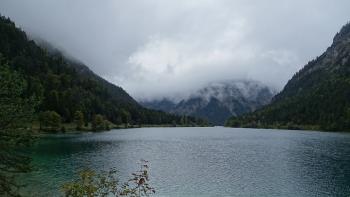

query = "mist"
[1,0,349,100]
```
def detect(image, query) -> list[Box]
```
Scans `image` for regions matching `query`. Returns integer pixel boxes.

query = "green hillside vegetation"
[226,22,350,131]
[0,15,208,132]
[0,61,36,196]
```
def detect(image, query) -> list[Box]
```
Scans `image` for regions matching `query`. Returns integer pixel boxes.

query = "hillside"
[226,22,350,131]
[142,81,275,125]
[0,15,205,127]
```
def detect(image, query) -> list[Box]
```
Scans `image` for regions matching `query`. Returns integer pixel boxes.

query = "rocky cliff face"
[141,80,276,125]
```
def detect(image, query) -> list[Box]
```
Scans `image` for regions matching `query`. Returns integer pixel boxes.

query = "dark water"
[24,127,350,196]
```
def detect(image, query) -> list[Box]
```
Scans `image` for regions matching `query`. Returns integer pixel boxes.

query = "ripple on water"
[21,127,350,197]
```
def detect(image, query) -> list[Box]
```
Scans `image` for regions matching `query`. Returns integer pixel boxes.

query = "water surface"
[25,127,350,196]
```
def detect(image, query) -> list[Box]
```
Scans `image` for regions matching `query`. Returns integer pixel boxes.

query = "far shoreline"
[32,124,214,137]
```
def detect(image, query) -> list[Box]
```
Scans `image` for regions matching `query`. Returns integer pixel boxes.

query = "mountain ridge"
[142,80,276,125]
[0,15,206,127]
[226,22,350,131]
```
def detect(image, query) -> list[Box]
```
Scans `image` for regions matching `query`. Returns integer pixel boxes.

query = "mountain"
[0,15,205,127]
[226,22,350,131]
[141,81,276,125]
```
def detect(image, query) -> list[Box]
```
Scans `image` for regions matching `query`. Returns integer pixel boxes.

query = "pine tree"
[74,111,84,130]
[0,58,37,196]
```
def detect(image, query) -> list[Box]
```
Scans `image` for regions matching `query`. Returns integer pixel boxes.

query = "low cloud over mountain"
[1,0,349,100]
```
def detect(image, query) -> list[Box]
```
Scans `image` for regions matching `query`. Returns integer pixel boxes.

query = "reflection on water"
[23,127,350,196]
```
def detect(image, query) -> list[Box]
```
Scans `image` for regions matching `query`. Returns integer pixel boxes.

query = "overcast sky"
[1,0,349,100]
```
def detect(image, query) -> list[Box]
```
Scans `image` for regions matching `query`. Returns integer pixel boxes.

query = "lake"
[23,127,350,196]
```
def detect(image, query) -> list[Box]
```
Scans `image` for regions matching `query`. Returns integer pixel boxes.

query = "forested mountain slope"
[0,15,205,127]
[226,22,350,131]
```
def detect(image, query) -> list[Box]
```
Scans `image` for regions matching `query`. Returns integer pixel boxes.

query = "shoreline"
[32,124,213,137]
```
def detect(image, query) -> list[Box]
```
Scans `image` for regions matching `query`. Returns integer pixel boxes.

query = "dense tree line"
[226,77,350,131]
[0,60,36,196]
[0,15,207,130]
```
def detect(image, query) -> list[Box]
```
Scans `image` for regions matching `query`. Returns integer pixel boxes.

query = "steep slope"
[142,81,275,125]
[0,15,203,126]
[226,22,350,131]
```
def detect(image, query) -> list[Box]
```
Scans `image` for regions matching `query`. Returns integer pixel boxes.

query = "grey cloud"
[1,0,349,100]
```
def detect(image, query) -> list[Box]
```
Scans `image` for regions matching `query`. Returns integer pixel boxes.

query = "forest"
[0,15,208,132]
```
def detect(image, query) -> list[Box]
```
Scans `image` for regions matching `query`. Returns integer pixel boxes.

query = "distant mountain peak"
[141,80,276,125]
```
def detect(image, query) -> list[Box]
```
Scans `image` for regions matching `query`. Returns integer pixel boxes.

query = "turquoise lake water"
[23,127,350,196]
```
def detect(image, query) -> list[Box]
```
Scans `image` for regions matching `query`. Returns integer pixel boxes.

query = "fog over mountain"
[142,80,276,125]
[1,0,350,100]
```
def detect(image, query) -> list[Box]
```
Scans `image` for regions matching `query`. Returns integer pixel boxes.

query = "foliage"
[39,111,62,132]
[121,110,131,128]
[62,160,155,197]
[92,114,106,131]
[0,59,36,196]
[74,111,85,130]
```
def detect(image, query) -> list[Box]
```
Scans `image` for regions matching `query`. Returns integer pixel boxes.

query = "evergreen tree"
[74,111,84,130]
[39,111,62,132]
[121,110,131,128]
[92,114,105,131]
[0,59,36,196]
